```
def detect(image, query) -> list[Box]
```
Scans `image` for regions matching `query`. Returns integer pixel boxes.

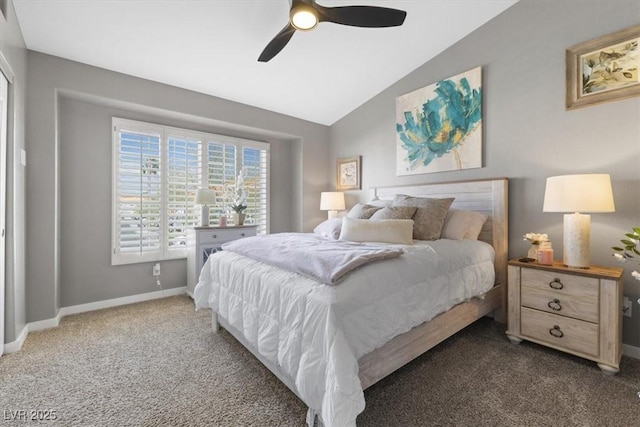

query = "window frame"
[112,117,270,266]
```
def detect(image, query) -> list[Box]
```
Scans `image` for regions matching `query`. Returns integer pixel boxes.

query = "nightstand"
[506,259,624,375]
[186,225,258,296]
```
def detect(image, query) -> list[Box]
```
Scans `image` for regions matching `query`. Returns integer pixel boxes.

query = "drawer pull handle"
[212,234,217,239]
[549,278,564,290]
[549,325,564,338]
[547,299,562,311]
[241,233,245,236]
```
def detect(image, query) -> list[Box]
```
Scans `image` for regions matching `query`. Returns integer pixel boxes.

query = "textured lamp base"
[327,210,339,220]
[563,212,590,268]
[200,205,210,227]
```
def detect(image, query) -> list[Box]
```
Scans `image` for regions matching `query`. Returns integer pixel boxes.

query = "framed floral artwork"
[395,67,482,176]
[336,156,361,190]
[566,25,640,110]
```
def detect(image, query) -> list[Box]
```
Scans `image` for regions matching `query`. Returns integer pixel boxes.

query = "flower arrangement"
[523,233,549,244]
[612,227,640,281]
[225,169,247,214]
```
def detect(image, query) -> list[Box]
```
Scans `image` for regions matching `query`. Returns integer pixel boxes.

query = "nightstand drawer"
[521,286,598,323]
[521,307,599,357]
[521,269,598,297]
[198,229,254,244]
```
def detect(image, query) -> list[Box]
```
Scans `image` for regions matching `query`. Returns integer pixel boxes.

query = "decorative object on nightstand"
[507,259,623,375]
[523,232,549,261]
[195,189,217,227]
[543,174,615,268]
[231,205,247,226]
[186,225,258,296]
[227,169,248,226]
[320,191,345,219]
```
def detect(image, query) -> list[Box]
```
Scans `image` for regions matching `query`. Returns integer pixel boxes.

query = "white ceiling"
[13,0,518,125]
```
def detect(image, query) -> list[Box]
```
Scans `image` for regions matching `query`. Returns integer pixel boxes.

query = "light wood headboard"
[371,177,509,305]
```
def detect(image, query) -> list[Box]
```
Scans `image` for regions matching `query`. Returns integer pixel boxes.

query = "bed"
[194,177,508,426]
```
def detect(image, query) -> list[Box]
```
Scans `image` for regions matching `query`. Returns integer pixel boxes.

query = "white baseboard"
[623,343,640,360]
[59,286,186,317]
[28,311,63,332]
[3,325,29,354]
[3,287,187,354]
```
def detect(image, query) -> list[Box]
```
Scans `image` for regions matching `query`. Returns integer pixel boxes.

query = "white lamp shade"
[542,174,615,269]
[543,174,615,213]
[320,192,345,211]
[195,189,217,206]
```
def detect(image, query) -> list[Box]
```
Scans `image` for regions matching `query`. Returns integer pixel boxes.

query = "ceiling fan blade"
[258,23,297,62]
[316,5,406,28]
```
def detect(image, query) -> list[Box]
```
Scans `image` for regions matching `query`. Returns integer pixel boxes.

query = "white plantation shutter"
[242,145,269,235]
[112,118,269,265]
[113,121,163,264]
[206,141,236,221]
[166,132,202,252]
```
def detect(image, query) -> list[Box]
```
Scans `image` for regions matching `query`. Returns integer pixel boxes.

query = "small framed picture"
[566,25,640,110]
[336,156,361,191]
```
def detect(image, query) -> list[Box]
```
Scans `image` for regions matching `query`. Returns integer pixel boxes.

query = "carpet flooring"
[0,295,638,426]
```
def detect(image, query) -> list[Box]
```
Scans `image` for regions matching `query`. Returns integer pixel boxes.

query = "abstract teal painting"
[396,67,482,176]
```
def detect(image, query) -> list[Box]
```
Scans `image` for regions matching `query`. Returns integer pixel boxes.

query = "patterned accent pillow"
[346,203,382,219]
[370,206,417,220]
[392,195,455,240]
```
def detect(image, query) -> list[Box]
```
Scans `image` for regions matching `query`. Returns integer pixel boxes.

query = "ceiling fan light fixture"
[290,5,318,30]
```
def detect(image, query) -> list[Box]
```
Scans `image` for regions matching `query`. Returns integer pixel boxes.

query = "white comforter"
[194,237,495,426]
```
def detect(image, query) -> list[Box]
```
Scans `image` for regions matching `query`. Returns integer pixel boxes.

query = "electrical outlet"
[623,296,632,318]
[153,263,161,277]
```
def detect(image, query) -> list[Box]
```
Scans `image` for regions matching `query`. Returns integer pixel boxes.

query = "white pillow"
[339,217,414,244]
[441,209,488,240]
[313,218,343,240]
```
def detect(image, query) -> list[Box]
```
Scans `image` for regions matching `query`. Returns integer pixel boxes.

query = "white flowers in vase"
[224,169,248,225]
[523,232,549,260]
[523,233,549,244]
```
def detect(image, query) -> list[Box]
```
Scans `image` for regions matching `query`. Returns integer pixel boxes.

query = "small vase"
[232,212,245,226]
[527,243,539,261]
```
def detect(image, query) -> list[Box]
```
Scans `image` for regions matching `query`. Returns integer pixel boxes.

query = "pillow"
[392,195,454,240]
[367,198,392,208]
[441,209,488,240]
[370,206,417,220]
[346,203,382,219]
[339,217,414,244]
[313,218,342,240]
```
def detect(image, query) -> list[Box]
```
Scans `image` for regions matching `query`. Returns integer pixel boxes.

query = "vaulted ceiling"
[13,0,518,125]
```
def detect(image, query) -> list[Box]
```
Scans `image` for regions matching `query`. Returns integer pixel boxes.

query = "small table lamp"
[195,189,217,227]
[543,174,615,268]
[320,192,345,219]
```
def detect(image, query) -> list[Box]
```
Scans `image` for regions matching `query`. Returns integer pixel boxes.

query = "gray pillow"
[392,195,454,240]
[346,203,382,219]
[370,206,417,220]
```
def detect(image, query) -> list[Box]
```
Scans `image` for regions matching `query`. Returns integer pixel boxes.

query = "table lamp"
[195,189,217,227]
[543,174,615,268]
[320,192,345,219]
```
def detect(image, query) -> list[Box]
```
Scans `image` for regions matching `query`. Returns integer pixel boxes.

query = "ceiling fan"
[258,0,407,62]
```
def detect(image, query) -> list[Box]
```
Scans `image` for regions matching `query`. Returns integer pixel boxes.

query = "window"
[112,118,269,265]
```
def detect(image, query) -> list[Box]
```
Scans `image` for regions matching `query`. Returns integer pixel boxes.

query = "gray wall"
[330,0,640,346]
[0,0,27,344]
[27,53,330,318]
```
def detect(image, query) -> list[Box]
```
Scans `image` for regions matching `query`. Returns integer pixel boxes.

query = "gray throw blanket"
[221,233,404,285]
